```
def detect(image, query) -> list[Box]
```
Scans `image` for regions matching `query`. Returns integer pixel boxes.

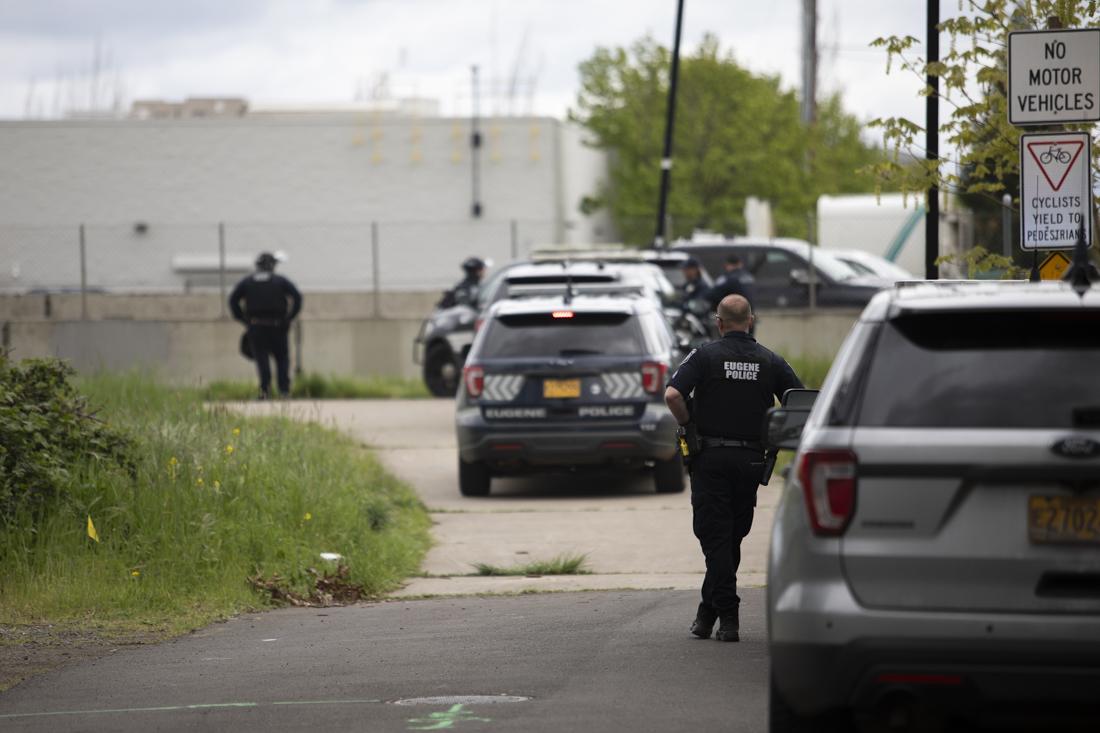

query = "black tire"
[424,342,459,397]
[458,458,491,497]
[653,455,686,493]
[769,675,847,733]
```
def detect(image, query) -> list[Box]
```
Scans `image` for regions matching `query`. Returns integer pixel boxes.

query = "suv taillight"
[641,361,667,395]
[464,365,484,398]
[797,449,857,536]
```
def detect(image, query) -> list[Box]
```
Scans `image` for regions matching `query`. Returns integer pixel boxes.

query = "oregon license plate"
[1028,495,1100,544]
[543,378,581,399]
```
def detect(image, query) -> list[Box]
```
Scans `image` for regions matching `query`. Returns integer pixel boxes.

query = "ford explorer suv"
[764,279,1100,731]
[454,292,683,496]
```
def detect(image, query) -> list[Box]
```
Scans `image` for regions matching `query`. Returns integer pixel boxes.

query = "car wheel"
[769,675,847,733]
[424,342,459,397]
[653,456,685,493]
[458,458,491,497]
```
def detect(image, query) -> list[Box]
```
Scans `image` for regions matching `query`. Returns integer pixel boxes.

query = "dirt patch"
[0,625,163,692]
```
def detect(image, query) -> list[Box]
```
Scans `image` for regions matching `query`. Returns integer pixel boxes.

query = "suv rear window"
[480,312,644,358]
[857,310,1100,428]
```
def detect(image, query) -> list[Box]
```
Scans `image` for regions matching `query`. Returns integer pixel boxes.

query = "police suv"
[454,288,683,496]
[765,279,1100,731]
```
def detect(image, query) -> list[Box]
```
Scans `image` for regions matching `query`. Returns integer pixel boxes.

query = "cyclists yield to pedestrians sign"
[1019,131,1092,251]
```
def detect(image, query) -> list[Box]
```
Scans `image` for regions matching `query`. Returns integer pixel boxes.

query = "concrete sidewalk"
[233,400,779,597]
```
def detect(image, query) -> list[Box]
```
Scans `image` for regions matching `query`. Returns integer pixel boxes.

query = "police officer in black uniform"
[229,252,303,399]
[664,294,802,642]
[439,257,486,308]
[705,254,756,311]
[679,257,708,309]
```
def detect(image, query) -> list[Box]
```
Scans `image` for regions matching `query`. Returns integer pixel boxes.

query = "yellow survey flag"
[87,515,100,543]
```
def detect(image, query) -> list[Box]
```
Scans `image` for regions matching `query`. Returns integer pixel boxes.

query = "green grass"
[202,372,430,401]
[787,355,833,389]
[0,373,431,634]
[471,553,591,577]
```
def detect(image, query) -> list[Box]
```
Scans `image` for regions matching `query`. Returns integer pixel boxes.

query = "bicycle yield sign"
[1020,131,1092,251]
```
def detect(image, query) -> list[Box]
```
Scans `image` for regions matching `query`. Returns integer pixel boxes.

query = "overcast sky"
[0,0,933,134]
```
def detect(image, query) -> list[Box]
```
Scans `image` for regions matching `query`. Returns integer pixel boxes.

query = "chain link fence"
[0,218,558,301]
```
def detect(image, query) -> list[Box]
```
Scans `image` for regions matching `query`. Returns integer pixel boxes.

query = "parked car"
[827,248,918,282]
[673,237,888,308]
[454,290,683,496]
[764,279,1100,731]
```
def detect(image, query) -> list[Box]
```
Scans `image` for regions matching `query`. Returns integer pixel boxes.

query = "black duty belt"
[700,437,764,450]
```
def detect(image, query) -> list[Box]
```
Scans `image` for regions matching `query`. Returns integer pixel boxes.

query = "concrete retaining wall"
[1,292,859,384]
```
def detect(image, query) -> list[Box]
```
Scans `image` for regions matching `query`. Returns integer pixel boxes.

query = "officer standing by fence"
[664,294,802,642]
[229,251,303,399]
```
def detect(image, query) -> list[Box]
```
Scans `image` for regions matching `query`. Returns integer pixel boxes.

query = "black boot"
[690,604,717,639]
[715,613,739,642]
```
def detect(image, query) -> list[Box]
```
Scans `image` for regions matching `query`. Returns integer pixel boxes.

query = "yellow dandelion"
[131,569,141,577]
[303,512,312,521]
[232,428,241,437]
[196,477,204,486]
[225,444,235,455]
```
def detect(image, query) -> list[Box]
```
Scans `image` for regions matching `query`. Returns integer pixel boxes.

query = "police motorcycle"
[413,258,489,397]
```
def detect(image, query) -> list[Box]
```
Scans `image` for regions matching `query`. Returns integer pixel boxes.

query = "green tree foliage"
[572,34,883,244]
[867,1,1100,208]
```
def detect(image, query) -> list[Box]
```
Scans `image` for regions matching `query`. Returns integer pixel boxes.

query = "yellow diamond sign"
[1039,251,1072,281]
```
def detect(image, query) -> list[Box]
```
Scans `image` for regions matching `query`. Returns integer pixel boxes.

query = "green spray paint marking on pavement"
[407,704,493,730]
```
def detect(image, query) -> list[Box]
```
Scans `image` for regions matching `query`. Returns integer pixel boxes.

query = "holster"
[677,422,701,471]
[758,450,778,486]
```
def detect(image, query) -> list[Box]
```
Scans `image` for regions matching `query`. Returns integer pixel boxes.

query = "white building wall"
[0,114,609,293]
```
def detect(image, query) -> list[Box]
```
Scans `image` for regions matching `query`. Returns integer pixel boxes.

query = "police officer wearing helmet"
[440,257,487,308]
[664,294,802,642]
[229,251,303,399]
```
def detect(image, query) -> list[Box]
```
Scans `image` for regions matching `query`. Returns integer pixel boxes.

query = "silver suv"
[765,280,1100,732]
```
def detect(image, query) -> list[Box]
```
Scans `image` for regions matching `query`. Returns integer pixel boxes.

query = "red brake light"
[464,365,484,398]
[797,449,857,536]
[552,310,574,319]
[641,361,667,395]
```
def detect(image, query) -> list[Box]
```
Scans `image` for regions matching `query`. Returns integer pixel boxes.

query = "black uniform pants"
[690,447,762,614]
[248,323,291,396]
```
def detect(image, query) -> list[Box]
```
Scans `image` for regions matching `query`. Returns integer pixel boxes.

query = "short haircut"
[725,254,743,266]
[717,294,752,329]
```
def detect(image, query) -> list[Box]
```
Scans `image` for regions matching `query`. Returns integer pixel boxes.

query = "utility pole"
[800,0,817,127]
[925,0,940,279]
[802,0,818,308]
[653,0,685,248]
[470,65,483,218]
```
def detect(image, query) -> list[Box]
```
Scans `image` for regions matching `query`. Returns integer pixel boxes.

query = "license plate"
[1028,495,1100,544]
[543,378,581,399]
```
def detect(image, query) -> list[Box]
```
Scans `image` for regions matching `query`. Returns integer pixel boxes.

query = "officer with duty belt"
[229,252,303,399]
[664,294,802,642]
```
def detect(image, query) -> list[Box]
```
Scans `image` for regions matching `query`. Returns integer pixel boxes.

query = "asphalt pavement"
[0,589,768,733]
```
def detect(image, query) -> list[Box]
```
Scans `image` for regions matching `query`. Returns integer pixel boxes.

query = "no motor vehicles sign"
[1019,131,1092,251]
[1009,29,1100,125]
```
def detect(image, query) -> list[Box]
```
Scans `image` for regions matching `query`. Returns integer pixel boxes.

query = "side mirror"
[764,407,811,450]
[762,388,821,451]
